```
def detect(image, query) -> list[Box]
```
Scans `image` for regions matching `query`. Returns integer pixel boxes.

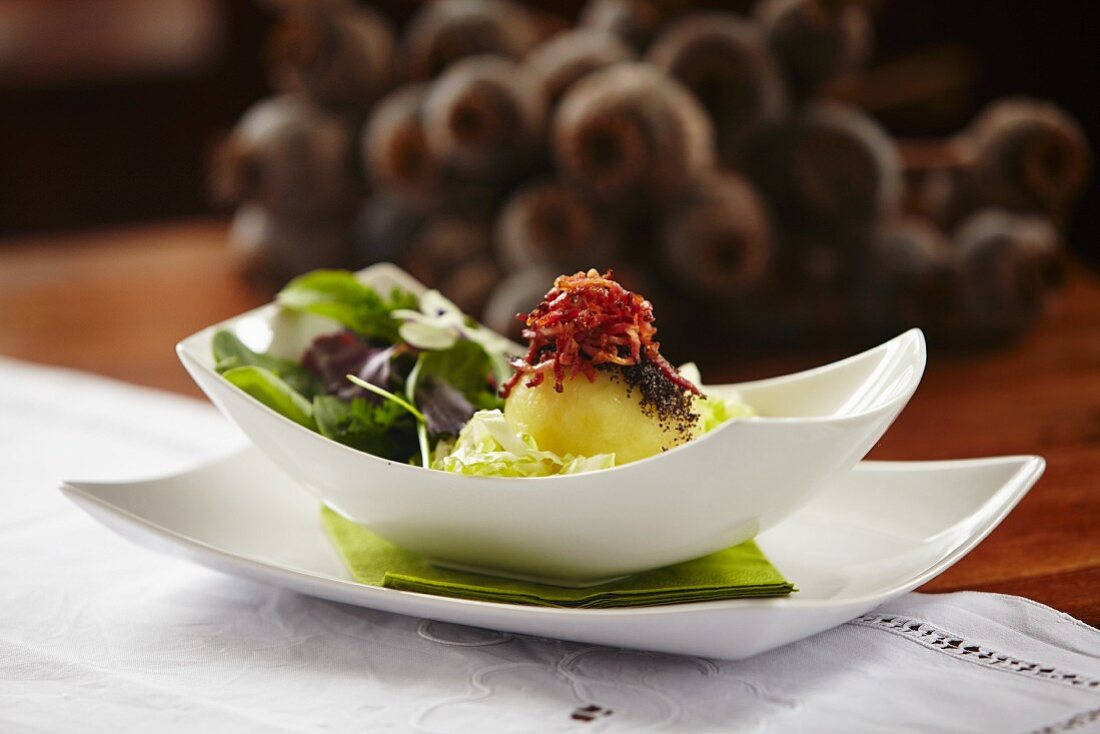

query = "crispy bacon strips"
[500,269,701,397]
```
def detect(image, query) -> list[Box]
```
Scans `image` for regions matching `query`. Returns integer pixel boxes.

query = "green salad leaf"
[221,365,317,429]
[313,395,419,460]
[391,289,516,386]
[212,330,321,398]
[432,410,615,477]
[418,340,505,412]
[276,270,418,343]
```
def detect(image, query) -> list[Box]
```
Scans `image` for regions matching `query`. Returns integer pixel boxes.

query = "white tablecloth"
[2,358,1098,733]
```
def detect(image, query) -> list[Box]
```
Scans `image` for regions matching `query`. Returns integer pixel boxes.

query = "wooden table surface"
[3,220,1098,623]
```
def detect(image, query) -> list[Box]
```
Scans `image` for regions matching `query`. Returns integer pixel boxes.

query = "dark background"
[1,1,1095,263]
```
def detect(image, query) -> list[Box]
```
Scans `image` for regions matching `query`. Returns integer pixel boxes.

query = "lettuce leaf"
[276,270,418,343]
[432,410,615,477]
[678,361,756,432]
[212,330,320,398]
[221,365,317,429]
[696,392,756,433]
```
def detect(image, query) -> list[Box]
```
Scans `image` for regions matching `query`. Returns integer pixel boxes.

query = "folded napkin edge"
[323,506,795,609]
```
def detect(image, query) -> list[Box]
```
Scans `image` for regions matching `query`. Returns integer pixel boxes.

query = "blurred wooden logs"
[400,0,544,81]
[968,98,1092,224]
[899,137,981,232]
[658,172,774,300]
[900,97,1091,228]
[211,0,1092,350]
[894,112,1077,344]
[422,55,545,178]
[831,44,979,126]
[267,1,395,110]
[354,194,425,266]
[579,0,694,51]
[229,202,355,283]
[772,228,847,291]
[211,95,359,219]
[361,84,440,204]
[648,12,786,166]
[525,29,635,110]
[399,217,493,289]
[495,180,620,271]
[482,265,560,341]
[553,62,714,207]
[855,216,952,337]
[211,94,361,279]
[953,208,1065,343]
[754,0,871,101]
[438,257,503,316]
[744,102,900,233]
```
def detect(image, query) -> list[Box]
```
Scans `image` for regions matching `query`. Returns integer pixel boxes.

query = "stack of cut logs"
[211,0,1091,349]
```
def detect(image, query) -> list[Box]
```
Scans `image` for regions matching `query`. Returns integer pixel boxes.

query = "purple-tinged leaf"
[417,378,475,436]
[356,346,393,394]
[302,331,395,400]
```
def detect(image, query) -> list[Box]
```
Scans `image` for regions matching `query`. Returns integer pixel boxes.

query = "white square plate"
[61,449,1042,660]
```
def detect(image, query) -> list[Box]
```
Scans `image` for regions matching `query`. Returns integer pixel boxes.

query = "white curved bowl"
[178,264,926,585]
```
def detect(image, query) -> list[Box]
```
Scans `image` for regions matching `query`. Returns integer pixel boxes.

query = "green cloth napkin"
[322,507,795,608]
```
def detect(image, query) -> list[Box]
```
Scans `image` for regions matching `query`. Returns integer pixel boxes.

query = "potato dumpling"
[504,368,703,464]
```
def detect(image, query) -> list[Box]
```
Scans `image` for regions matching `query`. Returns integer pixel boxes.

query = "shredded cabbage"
[432,410,616,477]
[696,392,756,432]
[678,361,756,432]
